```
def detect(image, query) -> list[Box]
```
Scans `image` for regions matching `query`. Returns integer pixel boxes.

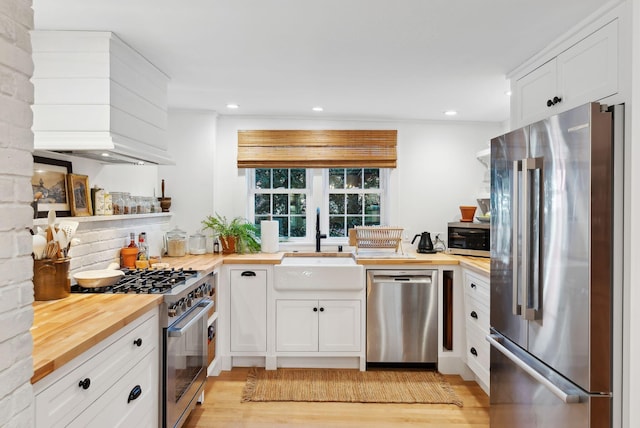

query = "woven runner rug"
[241,368,463,406]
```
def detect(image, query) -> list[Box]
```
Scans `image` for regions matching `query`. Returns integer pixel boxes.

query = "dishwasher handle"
[373,275,432,284]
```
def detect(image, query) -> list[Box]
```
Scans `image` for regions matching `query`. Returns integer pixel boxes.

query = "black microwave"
[447,222,490,257]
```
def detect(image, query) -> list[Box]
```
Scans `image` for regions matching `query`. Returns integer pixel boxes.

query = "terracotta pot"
[459,205,477,222]
[220,236,236,254]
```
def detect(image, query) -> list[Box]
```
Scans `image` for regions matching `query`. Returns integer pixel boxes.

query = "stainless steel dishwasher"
[366,270,438,366]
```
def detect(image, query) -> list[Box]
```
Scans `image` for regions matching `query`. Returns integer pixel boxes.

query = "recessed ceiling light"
[444,110,458,116]
[312,106,324,112]
[226,103,239,109]
[101,153,110,157]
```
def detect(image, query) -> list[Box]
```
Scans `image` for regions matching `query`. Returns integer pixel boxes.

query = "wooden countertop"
[32,251,488,384]
[31,294,163,384]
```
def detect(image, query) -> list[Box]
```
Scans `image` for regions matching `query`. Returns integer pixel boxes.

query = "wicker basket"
[354,226,404,253]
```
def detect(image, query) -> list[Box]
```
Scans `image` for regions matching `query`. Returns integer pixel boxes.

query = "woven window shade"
[237,130,397,168]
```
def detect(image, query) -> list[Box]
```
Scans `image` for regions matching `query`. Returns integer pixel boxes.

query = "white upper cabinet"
[513,19,619,127]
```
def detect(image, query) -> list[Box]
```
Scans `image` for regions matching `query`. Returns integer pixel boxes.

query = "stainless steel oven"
[165,298,212,428]
[162,272,216,428]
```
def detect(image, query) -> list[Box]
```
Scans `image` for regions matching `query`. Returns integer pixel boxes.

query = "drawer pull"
[470,347,478,357]
[128,385,142,403]
[241,271,256,277]
[78,378,91,390]
[470,311,478,319]
[133,338,143,347]
[470,283,477,289]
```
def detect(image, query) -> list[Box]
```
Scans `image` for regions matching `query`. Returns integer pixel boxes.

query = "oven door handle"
[168,300,213,337]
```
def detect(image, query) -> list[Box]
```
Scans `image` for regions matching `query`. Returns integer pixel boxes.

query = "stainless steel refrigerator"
[488,102,622,428]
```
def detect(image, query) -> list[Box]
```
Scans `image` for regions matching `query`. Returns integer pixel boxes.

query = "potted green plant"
[202,213,261,254]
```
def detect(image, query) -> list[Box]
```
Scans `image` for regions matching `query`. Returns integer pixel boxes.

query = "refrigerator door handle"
[523,157,544,321]
[512,160,522,316]
[486,334,580,404]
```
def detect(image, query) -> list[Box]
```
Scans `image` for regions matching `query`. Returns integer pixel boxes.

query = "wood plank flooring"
[183,368,489,427]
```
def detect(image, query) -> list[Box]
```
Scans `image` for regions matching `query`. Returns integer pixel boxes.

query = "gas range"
[71,267,215,327]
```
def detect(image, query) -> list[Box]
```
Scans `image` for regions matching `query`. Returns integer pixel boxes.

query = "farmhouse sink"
[274,253,363,291]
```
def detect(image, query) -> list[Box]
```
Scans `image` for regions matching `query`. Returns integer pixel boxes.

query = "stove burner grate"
[71,267,199,294]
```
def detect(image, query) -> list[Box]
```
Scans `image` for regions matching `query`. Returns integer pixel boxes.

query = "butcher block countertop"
[32,251,488,384]
[31,294,162,384]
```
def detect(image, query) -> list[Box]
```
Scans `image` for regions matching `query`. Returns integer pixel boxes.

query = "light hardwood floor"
[183,368,489,427]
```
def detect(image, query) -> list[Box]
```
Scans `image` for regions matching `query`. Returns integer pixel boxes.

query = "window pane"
[346,216,362,231]
[329,194,344,215]
[290,193,306,215]
[274,216,288,237]
[273,169,288,188]
[273,194,288,215]
[364,169,380,189]
[290,216,306,237]
[346,194,362,214]
[255,215,270,233]
[329,216,345,237]
[290,169,306,189]
[346,168,362,189]
[364,194,380,215]
[365,215,380,226]
[255,194,271,215]
[255,169,271,189]
[329,169,344,189]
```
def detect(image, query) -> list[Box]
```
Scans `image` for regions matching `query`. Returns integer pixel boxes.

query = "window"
[248,167,386,241]
[326,168,384,238]
[250,168,309,239]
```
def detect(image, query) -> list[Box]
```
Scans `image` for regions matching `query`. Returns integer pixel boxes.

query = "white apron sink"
[275,255,363,291]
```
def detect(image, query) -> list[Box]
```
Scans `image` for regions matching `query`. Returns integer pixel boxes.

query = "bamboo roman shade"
[237,130,397,168]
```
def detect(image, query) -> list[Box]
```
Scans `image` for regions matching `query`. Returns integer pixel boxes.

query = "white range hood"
[31,31,175,165]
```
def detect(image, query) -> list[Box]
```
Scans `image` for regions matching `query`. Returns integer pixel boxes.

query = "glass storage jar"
[166,226,188,257]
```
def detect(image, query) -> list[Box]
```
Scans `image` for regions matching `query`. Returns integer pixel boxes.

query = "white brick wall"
[0,0,35,426]
[38,215,172,276]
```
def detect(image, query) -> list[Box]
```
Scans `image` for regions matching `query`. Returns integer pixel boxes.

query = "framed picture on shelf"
[67,173,93,217]
[31,156,72,218]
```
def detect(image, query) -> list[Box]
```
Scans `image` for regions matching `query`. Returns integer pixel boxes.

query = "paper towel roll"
[261,220,279,253]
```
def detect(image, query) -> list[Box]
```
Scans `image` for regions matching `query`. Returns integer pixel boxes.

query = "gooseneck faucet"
[315,208,326,252]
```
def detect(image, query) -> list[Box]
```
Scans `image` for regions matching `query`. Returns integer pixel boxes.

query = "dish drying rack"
[353,226,404,254]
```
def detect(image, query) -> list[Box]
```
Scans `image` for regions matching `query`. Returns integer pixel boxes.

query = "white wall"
[215,115,503,248]
[0,1,35,425]
[159,109,217,236]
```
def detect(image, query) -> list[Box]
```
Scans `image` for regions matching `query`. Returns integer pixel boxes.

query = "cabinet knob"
[128,385,142,403]
[133,338,143,347]
[470,311,478,319]
[553,96,562,104]
[313,307,318,312]
[78,378,91,390]
[547,99,554,107]
[319,307,324,312]
[470,347,478,357]
[470,283,477,289]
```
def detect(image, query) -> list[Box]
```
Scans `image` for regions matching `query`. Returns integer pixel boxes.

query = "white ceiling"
[33,0,609,122]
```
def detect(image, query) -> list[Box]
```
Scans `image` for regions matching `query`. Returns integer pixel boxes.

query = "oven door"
[165,299,213,428]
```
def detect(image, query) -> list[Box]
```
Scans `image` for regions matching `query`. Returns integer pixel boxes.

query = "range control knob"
[168,305,177,317]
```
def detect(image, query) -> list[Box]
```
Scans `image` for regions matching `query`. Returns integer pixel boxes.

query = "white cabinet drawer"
[465,322,490,375]
[464,270,489,301]
[69,349,158,427]
[464,291,489,332]
[35,310,158,428]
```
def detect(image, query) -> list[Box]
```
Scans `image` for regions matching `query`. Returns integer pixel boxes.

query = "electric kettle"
[412,232,435,253]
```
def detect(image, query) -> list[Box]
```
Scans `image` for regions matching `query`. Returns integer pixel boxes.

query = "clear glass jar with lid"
[111,192,124,215]
[166,226,187,257]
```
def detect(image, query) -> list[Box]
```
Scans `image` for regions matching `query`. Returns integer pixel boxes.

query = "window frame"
[322,168,389,242]
[247,168,313,242]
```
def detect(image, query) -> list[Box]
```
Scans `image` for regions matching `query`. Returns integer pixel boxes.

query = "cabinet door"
[557,19,618,112]
[276,300,318,352]
[318,300,361,352]
[230,269,267,352]
[515,59,557,126]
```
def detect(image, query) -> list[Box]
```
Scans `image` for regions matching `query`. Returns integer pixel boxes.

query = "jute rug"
[241,368,463,406]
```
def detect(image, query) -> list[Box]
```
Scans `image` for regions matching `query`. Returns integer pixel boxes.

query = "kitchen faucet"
[315,208,326,252]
